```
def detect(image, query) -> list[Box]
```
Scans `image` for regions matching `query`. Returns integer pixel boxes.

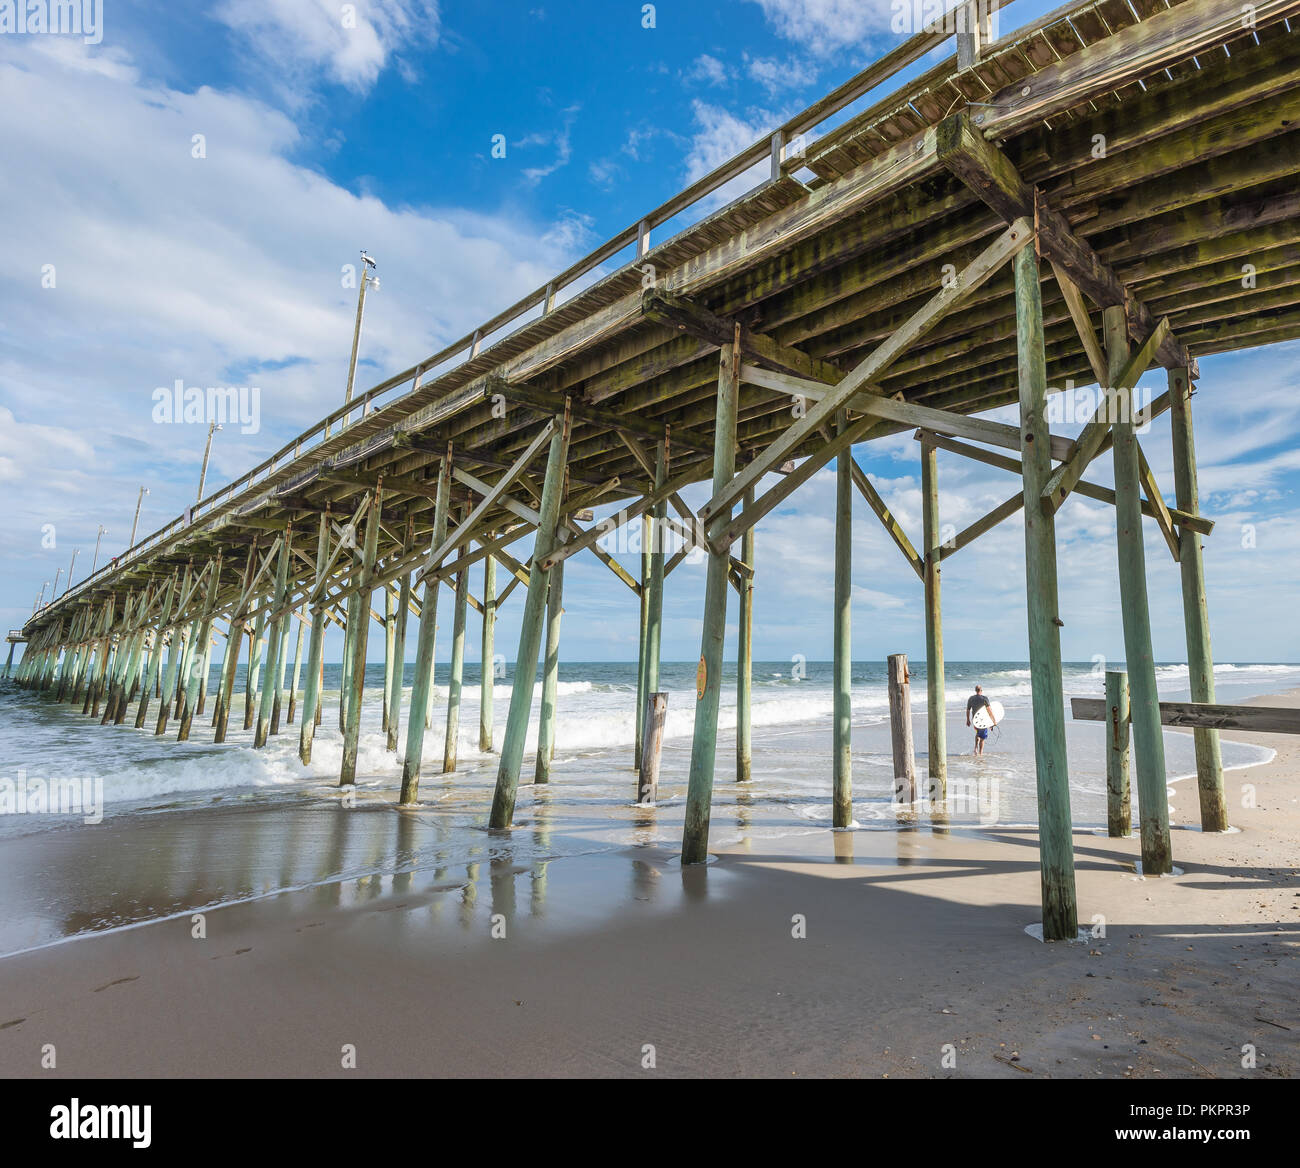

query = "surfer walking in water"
[966,685,995,756]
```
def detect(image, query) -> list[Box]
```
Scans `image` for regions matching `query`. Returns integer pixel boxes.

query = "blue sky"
[3,0,1299,668]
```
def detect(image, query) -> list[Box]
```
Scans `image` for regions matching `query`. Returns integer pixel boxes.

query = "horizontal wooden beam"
[1071,697,1300,735]
[917,430,1214,535]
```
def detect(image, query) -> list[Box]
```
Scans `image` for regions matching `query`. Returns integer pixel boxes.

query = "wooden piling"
[1105,670,1132,837]
[400,457,450,804]
[443,563,469,773]
[243,608,263,731]
[489,412,571,829]
[681,327,740,864]
[534,560,564,783]
[635,514,650,770]
[287,618,305,725]
[645,442,667,772]
[1169,367,1227,832]
[341,490,381,786]
[385,566,412,753]
[214,615,243,744]
[1014,245,1078,940]
[180,557,221,741]
[269,618,289,735]
[137,575,175,729]
[888,653,917,802]
[1108,306,1172,875]
[639,692,667,804]
[921,435,947,805]
[382,583,396,735]
[479,552,495,752]
[733,486,754,784]
[299,513,330,764]
[833,415,853,827]
[255,536,290,749]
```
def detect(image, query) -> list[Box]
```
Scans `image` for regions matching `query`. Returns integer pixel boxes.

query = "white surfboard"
[972,700,1004,729]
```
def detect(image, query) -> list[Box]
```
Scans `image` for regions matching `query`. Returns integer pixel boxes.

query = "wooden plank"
[1072,697,1300,735]
[980,0,1300,138]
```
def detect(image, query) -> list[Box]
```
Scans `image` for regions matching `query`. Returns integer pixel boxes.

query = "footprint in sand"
[92,976,139,992]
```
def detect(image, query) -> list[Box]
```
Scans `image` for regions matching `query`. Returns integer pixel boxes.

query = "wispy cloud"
[214,0,440,96]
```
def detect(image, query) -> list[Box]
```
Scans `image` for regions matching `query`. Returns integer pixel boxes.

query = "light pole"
[90,525,108,575]
[330,250,378,438]
[65,547,79,594]
[52,567,63,598]
[198,422,222,502]
[129,486,150,548]
[37,581,50,610]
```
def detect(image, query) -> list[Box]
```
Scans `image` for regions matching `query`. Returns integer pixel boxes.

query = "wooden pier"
[13,0,1300,939]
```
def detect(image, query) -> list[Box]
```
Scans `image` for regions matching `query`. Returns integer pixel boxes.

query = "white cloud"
[745,53,819,95]
[0,39,584,626]
[215,0,440,94]
[746,0,897,55]
[687,54,733,86]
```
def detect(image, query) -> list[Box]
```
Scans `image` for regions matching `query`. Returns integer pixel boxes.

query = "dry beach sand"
[0,689,1295,1079]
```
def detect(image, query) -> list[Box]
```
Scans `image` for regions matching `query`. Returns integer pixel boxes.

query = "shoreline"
[0,687,1295,1078]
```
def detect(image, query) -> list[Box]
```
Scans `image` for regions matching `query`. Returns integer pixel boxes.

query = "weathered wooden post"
[1014,243,1078,940]
[382,583,396,735]
[1169,367,1227,832]
[1107,306,1172,875]
[635,514,650,769]
[137,575,175,729]
[385,574,411,753]
[489,412,571,829]
[443,564,469,773]
[243,608,264,731]
[299,512,330,763]
[255,535,290,748]
[400,457,450,804]
[1105,670,1132,837]
[479,552,495,752]
[736,485,754,782]
[195,631,214,718]
[341,488,381,785]
[287,618,305,725]
[156,571,188,734]
[180,558,221,741]
[535,560,564,783]
[174,622,197,719]
[339,592,357,734]
[639,692,667,804]
[921,433,947,806]
[269,618,290,734]
[682,326,739,864]
[833,415,853,827]
[645,441,667,772]
[888,653,917,803]
[215,551,256,743]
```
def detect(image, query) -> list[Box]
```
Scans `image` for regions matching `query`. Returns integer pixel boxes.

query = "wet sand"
[0,690,1296,1078]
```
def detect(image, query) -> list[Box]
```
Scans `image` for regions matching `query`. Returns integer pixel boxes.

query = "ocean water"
[0,657,1289,827]
[0,658,1290,956]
